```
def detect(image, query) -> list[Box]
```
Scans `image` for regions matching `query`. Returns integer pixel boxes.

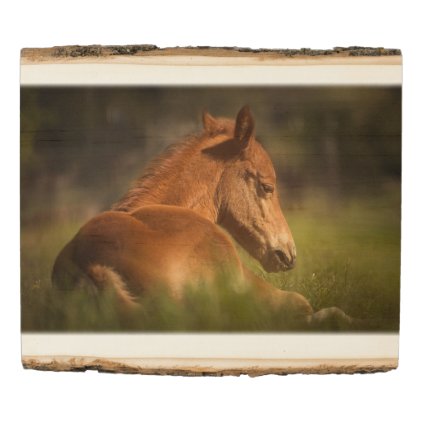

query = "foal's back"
[52,204,244,301]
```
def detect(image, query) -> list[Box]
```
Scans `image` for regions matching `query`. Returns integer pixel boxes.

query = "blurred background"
[21,86,401,331]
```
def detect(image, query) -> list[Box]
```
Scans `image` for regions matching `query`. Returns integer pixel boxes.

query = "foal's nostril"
[274,249,295,268]
[274,249,289,264]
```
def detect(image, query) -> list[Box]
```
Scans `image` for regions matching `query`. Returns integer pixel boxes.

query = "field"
[21,188,400,332]
[21,86,401,332]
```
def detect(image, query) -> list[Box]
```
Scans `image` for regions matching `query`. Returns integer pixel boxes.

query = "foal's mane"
[112,118,235,212]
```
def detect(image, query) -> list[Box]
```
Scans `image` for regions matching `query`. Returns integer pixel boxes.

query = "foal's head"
[203,106,296,272]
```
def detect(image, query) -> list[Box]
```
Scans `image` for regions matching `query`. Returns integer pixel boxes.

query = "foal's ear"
[202,110,219,133]
[234,105,255,149]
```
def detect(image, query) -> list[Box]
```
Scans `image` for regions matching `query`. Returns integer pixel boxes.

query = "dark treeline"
[21,86,401,224]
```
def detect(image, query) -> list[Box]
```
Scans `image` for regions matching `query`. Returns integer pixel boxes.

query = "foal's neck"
[113,136,224,223]
[148,155,223,222]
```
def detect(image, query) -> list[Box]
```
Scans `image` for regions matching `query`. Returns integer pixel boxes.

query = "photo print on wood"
[20,46,401,375]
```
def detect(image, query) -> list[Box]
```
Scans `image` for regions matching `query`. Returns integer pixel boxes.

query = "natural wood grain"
[23,356,397,376]
[21,45,401,65]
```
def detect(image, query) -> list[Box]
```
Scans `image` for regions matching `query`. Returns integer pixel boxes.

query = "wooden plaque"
[20,46,402,375]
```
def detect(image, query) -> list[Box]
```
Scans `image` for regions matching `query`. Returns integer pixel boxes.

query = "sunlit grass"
[243,190,401,330]
[21,190,400,332]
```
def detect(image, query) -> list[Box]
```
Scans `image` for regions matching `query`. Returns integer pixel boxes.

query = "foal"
[53,106,351,327]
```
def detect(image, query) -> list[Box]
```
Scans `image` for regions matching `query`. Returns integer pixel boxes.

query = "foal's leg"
[242,266,313,318]
[308,307,353,330]
[243,266,355,329]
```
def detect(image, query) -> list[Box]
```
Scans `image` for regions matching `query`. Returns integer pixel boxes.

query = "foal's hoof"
[309,307,353,330]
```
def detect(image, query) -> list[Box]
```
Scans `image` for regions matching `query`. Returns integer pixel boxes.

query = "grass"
[244,191,400,331]
[21,190,401,332]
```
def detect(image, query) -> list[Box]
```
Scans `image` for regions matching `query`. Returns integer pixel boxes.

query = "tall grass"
[21,190,400,332]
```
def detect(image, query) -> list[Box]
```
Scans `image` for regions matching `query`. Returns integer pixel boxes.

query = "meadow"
[21,188,400,332]
[21,86,401,332]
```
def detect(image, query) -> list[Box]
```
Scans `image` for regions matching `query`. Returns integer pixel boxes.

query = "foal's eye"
[261,183,274,194]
